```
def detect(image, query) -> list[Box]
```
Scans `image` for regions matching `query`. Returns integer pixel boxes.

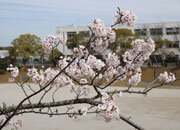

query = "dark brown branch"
[0,96,100,116]
[119,114,145,130]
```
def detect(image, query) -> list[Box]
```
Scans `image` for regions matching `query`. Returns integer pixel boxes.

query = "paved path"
[0,83,180,130]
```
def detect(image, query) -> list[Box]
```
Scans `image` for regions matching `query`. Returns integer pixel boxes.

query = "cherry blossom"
[10,119,23,129]
[123,11,137,26]
[3,116,23,130]
[7,64,19,82]
[73,45,88,59]
[98,92,120,122]
[86,55,105,71]
[42,35,67,55]
[80,106,88,116]
[106,53,120,68]
[158,71,176,83]
[91,19,116,53]
[27,67,73,87]
[114,8,137,26]
[128,73,142,86]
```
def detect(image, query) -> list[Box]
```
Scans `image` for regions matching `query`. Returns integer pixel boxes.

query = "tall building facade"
[56,22,180,65]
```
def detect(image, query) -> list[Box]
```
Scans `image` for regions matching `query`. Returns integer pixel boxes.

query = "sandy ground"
[0,83,180,130]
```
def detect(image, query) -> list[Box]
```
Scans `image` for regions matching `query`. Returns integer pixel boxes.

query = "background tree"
[155,39,173,51]
[10,33,42,64]
[67,33,96,55]
[67,33,86,48]
[152,39,174,66]
[109,29,139,56]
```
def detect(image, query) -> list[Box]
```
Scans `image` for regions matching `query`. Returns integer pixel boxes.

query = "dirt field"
[0,67,180,86]
[0,84,180,130]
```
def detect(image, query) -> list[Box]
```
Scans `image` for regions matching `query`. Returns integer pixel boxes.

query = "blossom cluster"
[58,55,105,79]
[158,71,176,83]
[86,55,105,71]
[42,35,67,55]
[104,38,155,84]
[91,19,116,52]
[106,53,120,68]
[7,64,19,82]
[123,11,137,26]
[114,8,137,26]
[4,116,23,130]
[73,45,89,59]
[98,92,120,122]
[27,67,73,88]
[61,58,96,79]
[10,119,23,129]
[128,73,142,86]
[104,66,118,81]
[123,38,155,70]
[80,106,88,116]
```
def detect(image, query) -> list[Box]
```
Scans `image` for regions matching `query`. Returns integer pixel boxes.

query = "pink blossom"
[73,45,89,59]
[158,71,176,83]
[98,92,120,122]
[128,73,142,86]
[106,53,120,68]
[11,119,23,129]
[114,8,137,26]
[42,35,67,55]
[104,66,118,81]
[91,19,116,52]
[86,55,105,71]
[123,11,137,26]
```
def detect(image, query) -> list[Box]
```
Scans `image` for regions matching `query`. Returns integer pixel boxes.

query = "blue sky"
[0,0,180,46]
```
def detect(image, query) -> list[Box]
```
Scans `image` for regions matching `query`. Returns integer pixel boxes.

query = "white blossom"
[106,53,120,68]
[98,92,120,122]
[128,73,141,86]
[7,64,19,82]
[158,71,176,83]
[114,8,137,26]
[123,11,137,26]
[42,35,67,55]
[81,106,88,116]
[91,19,116,52]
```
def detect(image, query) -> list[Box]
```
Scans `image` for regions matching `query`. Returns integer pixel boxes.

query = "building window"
[67,32,77,38]
[151,55,162,62]
[166,44,173,48]
[80,31,90,37]
[166,27,179,35]
[134,29,147,36]
[173,41,179,48]
[150,28,163,36]
[166,55,179,63]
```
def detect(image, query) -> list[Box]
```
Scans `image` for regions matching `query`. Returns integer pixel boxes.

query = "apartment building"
[56,22,180,65]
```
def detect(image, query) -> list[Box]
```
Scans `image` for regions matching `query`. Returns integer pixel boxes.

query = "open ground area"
[0,83,180,130]
[0,67,180,87]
